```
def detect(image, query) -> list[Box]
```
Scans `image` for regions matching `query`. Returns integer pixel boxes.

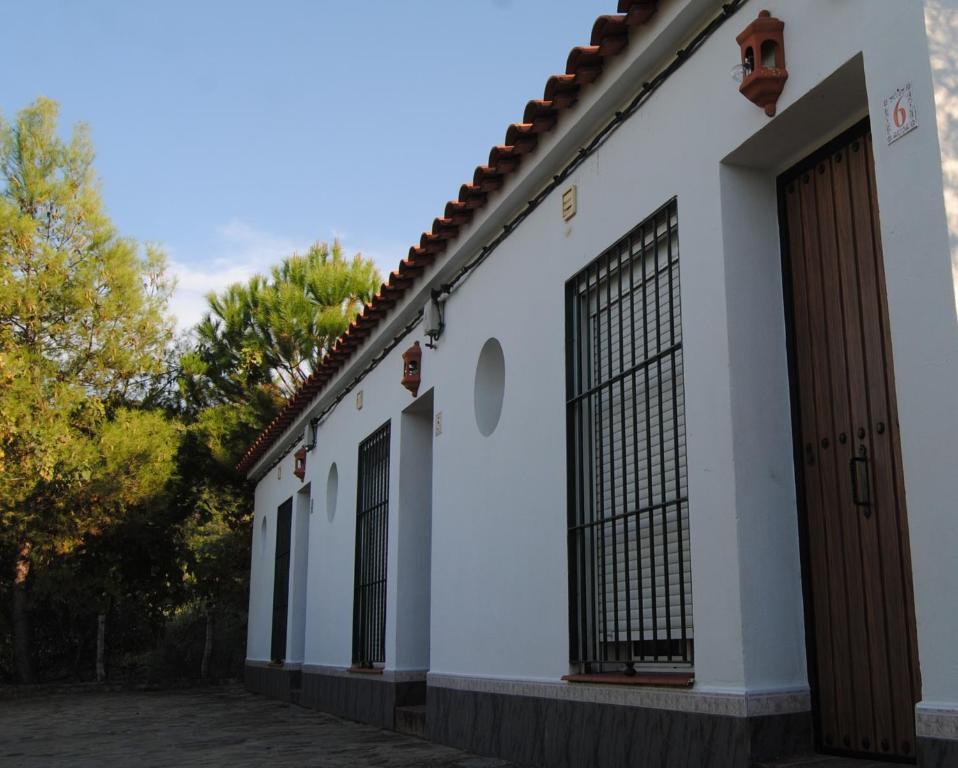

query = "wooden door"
[271,498,293,662]
[779,121,921,762]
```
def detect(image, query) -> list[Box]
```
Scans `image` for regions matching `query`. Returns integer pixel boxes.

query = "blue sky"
[2,0,614,329]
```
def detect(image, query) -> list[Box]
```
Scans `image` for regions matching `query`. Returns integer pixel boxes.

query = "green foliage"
[0,98,177,547]
[0,98,180,682]
[184,240,380,407]
[26,508,188,680]
[90,409,180,513]
[0,345,92,512]
[173,403,256,607]
[0,97,380,683]
[124,603,248,682]
[0,97,173,401]
[172,240,383,621]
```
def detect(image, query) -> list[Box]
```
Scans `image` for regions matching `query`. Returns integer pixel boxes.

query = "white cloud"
[167,219,310,332]
[215,219,306,260]
[168,260,259,334]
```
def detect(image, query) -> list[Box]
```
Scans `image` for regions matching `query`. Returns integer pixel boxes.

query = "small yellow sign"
[562,185,577,221]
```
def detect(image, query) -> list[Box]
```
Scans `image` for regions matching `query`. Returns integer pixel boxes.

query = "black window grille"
[565,199,692,672]
[352,421,391,666]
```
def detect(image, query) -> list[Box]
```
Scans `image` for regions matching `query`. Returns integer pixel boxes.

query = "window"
[326,462,339,522]
[565,199,692,672]
[474,337,505,436]
[352,421,391,667]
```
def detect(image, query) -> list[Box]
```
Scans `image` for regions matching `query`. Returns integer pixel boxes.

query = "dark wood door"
[271,498,293,662]
[779,121,921,762]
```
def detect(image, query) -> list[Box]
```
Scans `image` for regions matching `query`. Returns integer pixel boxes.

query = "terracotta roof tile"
[488,146,520,175]
[473,165,504,192]
[566,46,603,84]
[504,123,538,154]
[620,0,658,26]
[458,183,488,209]
[236,1,662,475]
[444,200,475,224]
[398,257,426,277]
[544,74,579,110]
[432,217,461,239]
[523,99,559,131]
[419,231,447,255]
[592,15,630,56]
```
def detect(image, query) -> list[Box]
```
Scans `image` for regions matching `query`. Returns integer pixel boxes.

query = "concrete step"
[288,687,301,706]
[754,755,895,768]
[394,704,427,740]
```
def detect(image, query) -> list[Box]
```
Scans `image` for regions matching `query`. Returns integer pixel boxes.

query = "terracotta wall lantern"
[401,341,422,397]
[736,10,787,117]
[293,446,307,481]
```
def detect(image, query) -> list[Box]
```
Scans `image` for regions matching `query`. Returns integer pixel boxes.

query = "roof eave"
[244,0,714,482]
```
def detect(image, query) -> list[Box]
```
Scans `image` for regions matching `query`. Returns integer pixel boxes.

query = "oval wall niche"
[326,462,339,522]
[474,337,506,437]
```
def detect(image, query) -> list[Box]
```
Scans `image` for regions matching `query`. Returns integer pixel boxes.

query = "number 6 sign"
[883,83,918,145]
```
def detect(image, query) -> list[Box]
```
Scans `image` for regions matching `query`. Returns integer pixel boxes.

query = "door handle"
[850,445,871,516]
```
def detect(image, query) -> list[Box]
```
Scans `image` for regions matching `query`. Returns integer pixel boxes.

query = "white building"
[241,1,958,765]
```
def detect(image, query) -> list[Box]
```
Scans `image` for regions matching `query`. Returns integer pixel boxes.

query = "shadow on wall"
[925,1,958,313]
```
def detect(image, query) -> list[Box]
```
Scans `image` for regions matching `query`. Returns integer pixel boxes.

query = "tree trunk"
[201,604,214,680]
[12,541,35,684]
[71,634,85,681]
[96,612,106,682]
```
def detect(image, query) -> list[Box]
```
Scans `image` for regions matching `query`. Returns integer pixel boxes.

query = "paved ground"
[0,685,521,768]
[757,758,900,768]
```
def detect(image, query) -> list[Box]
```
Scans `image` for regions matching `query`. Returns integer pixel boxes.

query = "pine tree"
[0,98,177,682]
[182,239,380,406]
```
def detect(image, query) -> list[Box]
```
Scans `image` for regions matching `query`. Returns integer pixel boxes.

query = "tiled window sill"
[348,666,384,675]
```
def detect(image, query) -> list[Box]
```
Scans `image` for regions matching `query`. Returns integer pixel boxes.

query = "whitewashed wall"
[247,0,958,710]
[247,453,302,662]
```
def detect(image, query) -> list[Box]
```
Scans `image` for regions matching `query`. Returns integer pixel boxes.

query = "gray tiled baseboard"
[244,662,956,767]
[244,661,296,701]
[300,669,424,730]
[243,662,425,731]
[918,736,958,767]
[427,683,812,768]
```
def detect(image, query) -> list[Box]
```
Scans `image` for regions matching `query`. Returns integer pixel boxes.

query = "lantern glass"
[761,40,777,68]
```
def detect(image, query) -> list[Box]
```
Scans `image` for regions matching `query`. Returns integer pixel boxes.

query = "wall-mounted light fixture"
[293,446,307,481]
[305,417,319,452]
[401,341,422,397]
[424,291,445,349]
[735,10,787,117]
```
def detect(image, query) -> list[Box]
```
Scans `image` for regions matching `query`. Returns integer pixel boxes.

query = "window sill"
[561,672,694,688]
[348,666,384,675]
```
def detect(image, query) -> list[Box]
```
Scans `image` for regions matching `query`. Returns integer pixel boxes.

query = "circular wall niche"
[326,462,339,522]
[474,337,505,437]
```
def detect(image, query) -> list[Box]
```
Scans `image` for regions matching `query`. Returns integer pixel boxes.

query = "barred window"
[565,199,692,672]
[352,421,390,667]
